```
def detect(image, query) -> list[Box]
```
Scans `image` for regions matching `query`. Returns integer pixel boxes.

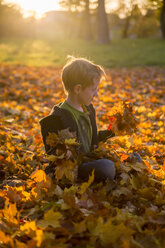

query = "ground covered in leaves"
[0,64,165,248]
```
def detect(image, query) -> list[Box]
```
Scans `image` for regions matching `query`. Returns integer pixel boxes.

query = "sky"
[3,0,119,19]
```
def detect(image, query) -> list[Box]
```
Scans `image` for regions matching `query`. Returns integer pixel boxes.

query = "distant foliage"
[132,10,160,38]
[0,0,162,40]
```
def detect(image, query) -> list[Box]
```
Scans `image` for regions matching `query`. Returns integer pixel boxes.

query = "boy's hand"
[110,121,124,136]
[107,116,124,136]
[66,150,73,160]
[56,148,73,160]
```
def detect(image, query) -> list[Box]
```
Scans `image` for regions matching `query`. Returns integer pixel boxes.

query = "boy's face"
[78,77,100,106]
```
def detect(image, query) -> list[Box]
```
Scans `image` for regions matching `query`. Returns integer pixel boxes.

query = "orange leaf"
[120,154,129,162]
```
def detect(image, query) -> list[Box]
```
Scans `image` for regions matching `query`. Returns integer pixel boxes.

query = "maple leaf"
[55,159,78,182]
[20,220,37,235]
[20,221,44,246]
[93,217,134,245]
[46,132,58,147]
[37,208,62,228]
[73,219,87,234]
[62,186,78,208]
[78,170,95,194]
[64,138,79,146]
[30,169,49,184]
[2,201,19,226]
[0,230,14,246]
[47,153,65,162]
[107,116,117,130]
[15,240,27,248]
[120,153,129,162]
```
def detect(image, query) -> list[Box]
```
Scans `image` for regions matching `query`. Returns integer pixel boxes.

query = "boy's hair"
[61,56,106,92]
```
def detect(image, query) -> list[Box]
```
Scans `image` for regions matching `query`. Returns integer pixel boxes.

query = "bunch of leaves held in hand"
[46,128,79,157]
[45,128,80,182]
[108,101,139,135]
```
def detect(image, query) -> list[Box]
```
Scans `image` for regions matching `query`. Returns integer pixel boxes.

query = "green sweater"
[60,101,92,154]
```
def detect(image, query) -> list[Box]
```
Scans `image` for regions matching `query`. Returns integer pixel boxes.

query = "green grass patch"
[0,37,165,68]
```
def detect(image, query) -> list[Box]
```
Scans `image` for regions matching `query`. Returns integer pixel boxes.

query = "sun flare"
[3,0,61,18]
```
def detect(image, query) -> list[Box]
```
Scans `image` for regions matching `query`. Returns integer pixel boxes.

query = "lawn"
[0,37,165,67]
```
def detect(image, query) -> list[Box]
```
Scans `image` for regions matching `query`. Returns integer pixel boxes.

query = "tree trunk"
[160,0,165,38]
[97,0,110,44]
[83,0,92,40]
[122,16,131,38]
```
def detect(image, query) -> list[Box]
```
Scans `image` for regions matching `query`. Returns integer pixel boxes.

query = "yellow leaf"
[137,106,146,113]
[21,190,31,201]
[55,166,65,180]
[73,219,87,234]
[20,221,37,235]
[158,121,163,127]
[30,169,48,183]
[162,180,165,185]
[2,202,19,225]
[55,159,77,182]
[64,138,79,145]
[125,139,132,148]
[79,170,95,194]
[64,167,75,182]
[37,208,62,228]
[47,153,65,162]
[130,175,141,190]
[33,105,40,112]
[35,229,44,247]
[161,105,165,113]
[94,217,134,245]
[138,188,155,200]
[15,239,27,248]
[46,132,58,146]
[20,221,44,246]
[0,230,14,246]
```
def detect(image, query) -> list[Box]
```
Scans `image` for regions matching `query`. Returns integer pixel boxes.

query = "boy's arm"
[39,115,63,155]
[98,130,115,143]
[88,104,115,143]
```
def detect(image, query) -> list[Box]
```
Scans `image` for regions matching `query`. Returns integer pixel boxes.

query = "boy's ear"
[74,84,82,94]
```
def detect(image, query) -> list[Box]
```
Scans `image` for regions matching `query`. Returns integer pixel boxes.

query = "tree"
[0,0,25,37]
[116,0,142,38]
[97,0,110,44]
[83,0,92,40]
[158,0,165,38]
[59,0,93,40]
[150,0,165,38]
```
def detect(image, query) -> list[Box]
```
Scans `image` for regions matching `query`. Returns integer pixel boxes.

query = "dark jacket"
[39,103,115,156]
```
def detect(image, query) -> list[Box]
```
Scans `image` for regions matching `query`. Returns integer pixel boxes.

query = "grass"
[0,37,165,68]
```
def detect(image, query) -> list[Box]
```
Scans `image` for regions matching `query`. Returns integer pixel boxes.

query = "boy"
[39,57,116,182]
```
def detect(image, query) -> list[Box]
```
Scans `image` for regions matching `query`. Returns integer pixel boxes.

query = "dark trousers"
[78,159,116,183]
[78,152,142,183]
